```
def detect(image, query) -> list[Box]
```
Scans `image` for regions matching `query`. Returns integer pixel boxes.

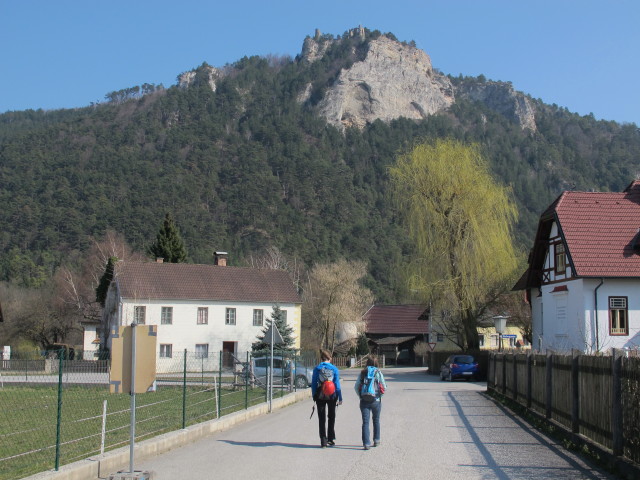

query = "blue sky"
[1,1,639,125]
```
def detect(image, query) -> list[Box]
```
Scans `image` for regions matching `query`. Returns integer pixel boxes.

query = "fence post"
[54,351,63,470]
[501,354,507,395]
[289,353,294,391]
[526,352,532,409]
[545,352,553,419]
[182,349,187,429]
[245,351,249,409]
[571,350,579,434]
[217,351,222,418]
[487,352,496,390]
[512,353,518,401]
[612,349,623,456]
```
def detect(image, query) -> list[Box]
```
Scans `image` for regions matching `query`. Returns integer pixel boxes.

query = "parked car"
[440,354,479,381]
[247,355,313,388]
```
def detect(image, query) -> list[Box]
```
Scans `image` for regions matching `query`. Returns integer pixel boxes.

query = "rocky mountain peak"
[299,29,536,132]
[454,79,536,131]
[178,64,221,91]
[311,35,455,130]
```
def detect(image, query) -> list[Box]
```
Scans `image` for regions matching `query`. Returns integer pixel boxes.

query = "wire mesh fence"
[0,349,314,480]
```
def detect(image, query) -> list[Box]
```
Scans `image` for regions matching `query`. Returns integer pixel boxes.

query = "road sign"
[428,342,437,351]
[110,325,157,394]
[263,324,284,345]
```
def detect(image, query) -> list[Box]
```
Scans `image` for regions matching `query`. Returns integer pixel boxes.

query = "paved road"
[136,367,613,480]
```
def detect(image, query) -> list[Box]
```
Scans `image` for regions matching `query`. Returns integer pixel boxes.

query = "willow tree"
[389,139,520,350]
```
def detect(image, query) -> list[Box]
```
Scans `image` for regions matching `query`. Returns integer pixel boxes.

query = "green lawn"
[0,381,280,480]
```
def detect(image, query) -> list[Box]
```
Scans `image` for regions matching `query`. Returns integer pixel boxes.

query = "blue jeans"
[360,399,381,446]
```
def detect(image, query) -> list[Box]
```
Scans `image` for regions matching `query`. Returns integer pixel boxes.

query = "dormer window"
[554,243,566,274]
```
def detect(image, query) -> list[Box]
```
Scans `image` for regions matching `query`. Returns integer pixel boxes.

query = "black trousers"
[316,399,337,441]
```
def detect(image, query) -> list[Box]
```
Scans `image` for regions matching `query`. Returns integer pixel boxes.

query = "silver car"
[248,355,313,388]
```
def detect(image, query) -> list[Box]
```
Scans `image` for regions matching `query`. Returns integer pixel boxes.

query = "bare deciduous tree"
[54,231,145,352]
[0,283,81,350]
[303,260,373,352]
[246,246,302,291]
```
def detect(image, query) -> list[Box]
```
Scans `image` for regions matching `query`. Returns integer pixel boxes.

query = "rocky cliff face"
[311,36,455,130]
[176,30,537,132]
[301,33,536,132]
[454,80,536,131]
[178,65,221,91]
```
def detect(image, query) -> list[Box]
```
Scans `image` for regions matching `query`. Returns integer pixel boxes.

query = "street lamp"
[493,315,508,352]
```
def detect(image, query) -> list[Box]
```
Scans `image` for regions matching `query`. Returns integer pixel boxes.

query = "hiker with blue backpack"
[311,349,342,448]
[354,355,387,450]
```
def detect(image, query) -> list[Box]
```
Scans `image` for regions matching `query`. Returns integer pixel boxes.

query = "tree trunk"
[462,310,480,350]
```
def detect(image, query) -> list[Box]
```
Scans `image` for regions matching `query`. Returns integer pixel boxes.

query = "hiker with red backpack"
[311,349,342,448]
[354,355,387,450]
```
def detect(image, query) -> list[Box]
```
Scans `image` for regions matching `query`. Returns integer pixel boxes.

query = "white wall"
[81,325,101,359]
[118,299,300,359]
[533,277,640,353]
[585,278,640,352]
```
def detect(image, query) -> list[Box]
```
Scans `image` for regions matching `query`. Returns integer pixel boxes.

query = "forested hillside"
[1,29,640,302]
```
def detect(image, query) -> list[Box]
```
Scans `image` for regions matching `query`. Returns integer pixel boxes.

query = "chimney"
[156,258,164,263]
[214,251,228,266]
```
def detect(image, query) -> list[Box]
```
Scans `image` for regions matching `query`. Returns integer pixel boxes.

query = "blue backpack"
[360,366,380,402]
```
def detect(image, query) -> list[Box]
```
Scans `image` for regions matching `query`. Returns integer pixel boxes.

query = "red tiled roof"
[364,305,429,335]
[555,180,640,277]
[114,262,301,304]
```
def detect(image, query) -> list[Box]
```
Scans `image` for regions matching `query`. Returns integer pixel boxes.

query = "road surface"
[135,367,613,480]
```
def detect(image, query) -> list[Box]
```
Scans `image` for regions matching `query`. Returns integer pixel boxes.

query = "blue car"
[440,355,479,381]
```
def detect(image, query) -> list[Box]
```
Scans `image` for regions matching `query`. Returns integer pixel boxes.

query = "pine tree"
[147,213,188,263]
[95,256,118,307]
[253,304,296,351]
[356,332,370,355]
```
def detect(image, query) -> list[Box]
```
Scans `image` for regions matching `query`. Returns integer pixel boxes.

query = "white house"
[515,181,640,353]
[83,253,302,366]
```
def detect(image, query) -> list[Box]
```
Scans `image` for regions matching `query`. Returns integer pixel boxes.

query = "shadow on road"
[448,391,609,479]
[219,439,318,448]
[219,439,365,450]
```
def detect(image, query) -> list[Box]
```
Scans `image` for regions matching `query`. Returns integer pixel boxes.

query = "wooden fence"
[488,351,640,466]
[332,355,385,368]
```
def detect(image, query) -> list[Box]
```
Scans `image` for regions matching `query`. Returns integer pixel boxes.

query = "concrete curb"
[23,389,311,480]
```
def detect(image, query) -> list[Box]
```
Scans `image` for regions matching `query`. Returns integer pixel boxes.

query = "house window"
[554,243,566,274]
[436,333,444,342]
[160,344,172,358]
[134,306,146,325]
[197,307,208,325]
[161,307,173,325]
[556,299,567,334]
[478,335,485,347]
[195,344,209,358]
[253,309,263,326]
[226,308,236,325]
[609,297,628,335]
